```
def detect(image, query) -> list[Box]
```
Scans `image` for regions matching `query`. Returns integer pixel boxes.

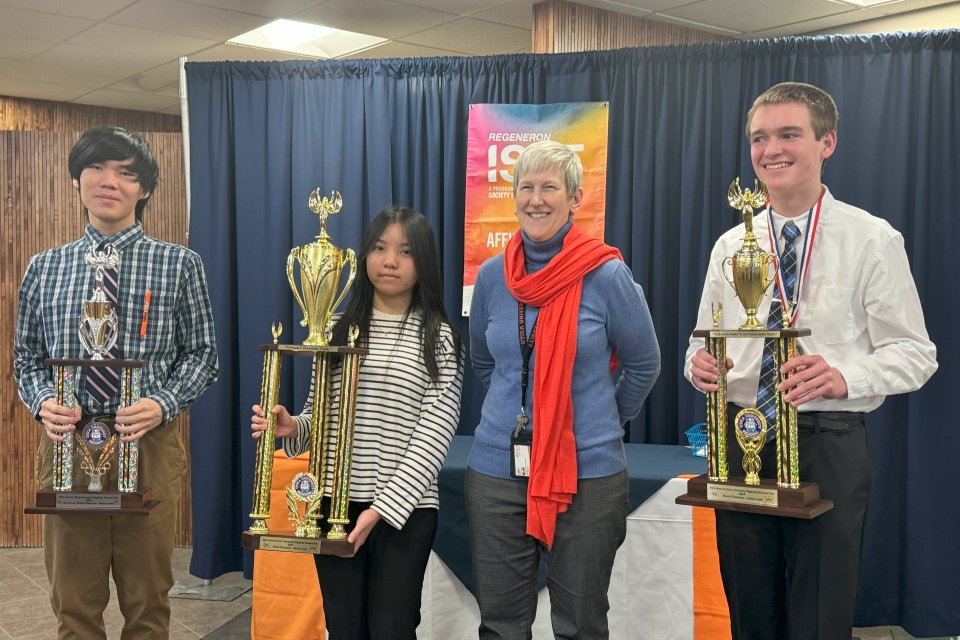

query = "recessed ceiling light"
[228,19,388,59]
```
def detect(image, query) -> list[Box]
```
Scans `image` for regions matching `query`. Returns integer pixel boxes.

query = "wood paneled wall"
[532,0,730,54]
[1,97,191,548]
[0,96,181,132]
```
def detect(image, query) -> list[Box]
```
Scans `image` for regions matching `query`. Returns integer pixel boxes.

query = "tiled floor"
[0,545,953,639]
[0,547,250,639]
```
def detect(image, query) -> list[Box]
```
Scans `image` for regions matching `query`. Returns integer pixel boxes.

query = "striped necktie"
[85,245,121,403]
[756,221,801,433]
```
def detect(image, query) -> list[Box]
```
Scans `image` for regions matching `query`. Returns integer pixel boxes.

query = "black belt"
[729,404,864,433]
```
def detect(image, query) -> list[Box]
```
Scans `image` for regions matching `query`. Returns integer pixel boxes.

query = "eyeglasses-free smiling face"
[514,169,583,243]
[366,222,418,314]
[76,158,150,235]
[749,102,836,213]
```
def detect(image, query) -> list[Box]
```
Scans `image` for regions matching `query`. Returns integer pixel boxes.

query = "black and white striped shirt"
[282,308,463,530]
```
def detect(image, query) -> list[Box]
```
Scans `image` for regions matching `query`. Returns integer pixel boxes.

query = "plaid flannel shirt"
[14,223,218,421]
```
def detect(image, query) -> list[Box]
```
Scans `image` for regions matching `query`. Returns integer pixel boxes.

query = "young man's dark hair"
[68,126,159,221]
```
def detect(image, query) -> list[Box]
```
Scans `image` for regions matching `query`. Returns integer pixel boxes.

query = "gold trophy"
[26,245,156,515]
[676,178,832,518]
[242,190,368,555]
[287,190,357,346]
[722,179,778,330]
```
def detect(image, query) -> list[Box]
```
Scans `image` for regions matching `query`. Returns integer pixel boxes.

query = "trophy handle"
[328,249,357,323]
[763,253,780,294]
[286,248,310,327]
[721,256,736,291]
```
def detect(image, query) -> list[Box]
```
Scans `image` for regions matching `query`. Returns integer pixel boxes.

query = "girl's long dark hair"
[330,206,461,381]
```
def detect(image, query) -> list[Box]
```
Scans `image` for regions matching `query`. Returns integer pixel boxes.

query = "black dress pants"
[314,500,438,640]
[716,409,871,640]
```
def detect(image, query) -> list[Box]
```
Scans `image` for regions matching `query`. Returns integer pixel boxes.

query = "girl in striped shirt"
[251,206,464,639]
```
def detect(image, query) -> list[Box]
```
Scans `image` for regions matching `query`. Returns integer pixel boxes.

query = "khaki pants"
[35,424,186,640]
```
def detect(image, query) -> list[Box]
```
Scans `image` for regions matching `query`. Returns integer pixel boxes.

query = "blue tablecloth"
[433,435,706,592]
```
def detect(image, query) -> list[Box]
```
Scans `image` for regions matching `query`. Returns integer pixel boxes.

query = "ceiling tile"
[398,0,514,13]
[469,0,536,28]
[340,40,465,59]
[7,44,151,86]
[0,35,57,60]
[0,77,92,102]
[292,0,458,39]
[183,0,328,18]
[71,88,181,112]
[660,0,856,34]
[0,0,132,20]
[0,6,95,41]
[400,17,531,55]
[68,23,219,59]
[108,0,274,41]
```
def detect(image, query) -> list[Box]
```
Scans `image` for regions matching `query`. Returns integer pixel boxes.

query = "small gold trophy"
[26,245,156,515]
[242,191,368,555]
[676,178,832,519]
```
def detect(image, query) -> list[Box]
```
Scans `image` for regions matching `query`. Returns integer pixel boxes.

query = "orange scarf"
[504,223,622,547]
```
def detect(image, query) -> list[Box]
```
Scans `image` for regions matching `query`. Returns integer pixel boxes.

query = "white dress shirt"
[685,186,937,412]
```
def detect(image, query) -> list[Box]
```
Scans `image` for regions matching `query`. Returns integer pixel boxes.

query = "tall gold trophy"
[676,179,832,518]
[241,190,368,555]
[26,244,157,515]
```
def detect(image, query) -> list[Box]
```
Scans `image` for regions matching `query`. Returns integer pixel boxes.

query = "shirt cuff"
[835,362,869,400]
[30,389,56,420]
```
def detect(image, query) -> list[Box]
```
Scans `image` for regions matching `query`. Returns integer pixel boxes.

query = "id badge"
[510,427,533,478]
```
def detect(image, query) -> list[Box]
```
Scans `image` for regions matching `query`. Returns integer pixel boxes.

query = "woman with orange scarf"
[466,141,661,639]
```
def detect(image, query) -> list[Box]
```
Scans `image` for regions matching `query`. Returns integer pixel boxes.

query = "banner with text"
[462,102,609,314]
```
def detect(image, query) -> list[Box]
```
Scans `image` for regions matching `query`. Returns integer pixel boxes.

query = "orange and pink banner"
[462,102,609,314]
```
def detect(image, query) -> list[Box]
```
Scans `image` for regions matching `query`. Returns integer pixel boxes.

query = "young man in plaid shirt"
[14,126,218,639]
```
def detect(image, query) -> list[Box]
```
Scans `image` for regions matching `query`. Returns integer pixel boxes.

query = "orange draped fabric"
[692,504,731,640]
[250,451,326,640]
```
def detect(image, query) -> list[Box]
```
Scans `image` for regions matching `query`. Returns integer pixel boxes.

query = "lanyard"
[767,190,824,326]
[516,301,538,431]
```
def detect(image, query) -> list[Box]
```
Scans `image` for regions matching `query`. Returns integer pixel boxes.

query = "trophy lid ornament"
[727,178,769,236]
[308,189,343,243]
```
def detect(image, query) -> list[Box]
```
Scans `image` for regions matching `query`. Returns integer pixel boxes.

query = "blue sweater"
[468,222,661,479]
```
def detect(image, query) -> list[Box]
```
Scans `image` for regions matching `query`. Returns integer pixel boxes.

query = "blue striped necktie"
[756,221,801,432]
[86,246,121,403]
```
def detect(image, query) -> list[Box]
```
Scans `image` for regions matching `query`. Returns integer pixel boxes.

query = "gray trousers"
[465,468,629,640]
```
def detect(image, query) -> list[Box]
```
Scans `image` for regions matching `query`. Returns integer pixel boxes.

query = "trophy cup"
[26,244,157,515]
[676,178,832,518]
[287,189,357,346]
[242,190,368,555]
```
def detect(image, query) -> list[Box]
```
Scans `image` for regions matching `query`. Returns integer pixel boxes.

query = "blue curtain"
[185,31,959,635]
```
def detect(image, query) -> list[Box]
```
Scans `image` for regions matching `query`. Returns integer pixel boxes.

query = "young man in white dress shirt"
[685,82,937,640]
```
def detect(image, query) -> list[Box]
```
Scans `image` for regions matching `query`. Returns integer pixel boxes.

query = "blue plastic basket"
[684,423,708,458]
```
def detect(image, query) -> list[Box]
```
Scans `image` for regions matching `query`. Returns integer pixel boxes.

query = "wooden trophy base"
[675,474,833,519]
[25,487,158,516]
[241,531,355,557]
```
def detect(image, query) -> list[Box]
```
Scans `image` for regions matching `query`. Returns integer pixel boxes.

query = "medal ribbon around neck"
[767,190,824,327]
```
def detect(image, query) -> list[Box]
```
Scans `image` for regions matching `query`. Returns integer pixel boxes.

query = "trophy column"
[249,325,285,535]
